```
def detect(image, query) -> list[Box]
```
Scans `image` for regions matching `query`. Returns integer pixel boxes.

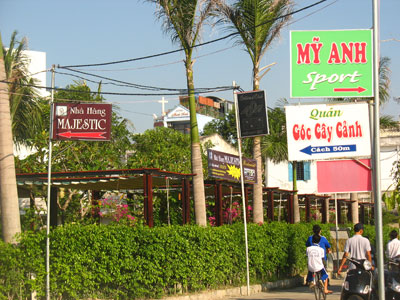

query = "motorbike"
[340,256,377,300]
[385,257,400,300]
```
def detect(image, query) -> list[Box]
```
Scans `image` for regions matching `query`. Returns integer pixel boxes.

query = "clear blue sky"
[1,0,399,133]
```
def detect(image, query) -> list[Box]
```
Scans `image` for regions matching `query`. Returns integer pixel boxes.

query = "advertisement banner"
[207,149,257,184]
[290,29,373,98]
[285,102,371,161]
[52,103,112,141]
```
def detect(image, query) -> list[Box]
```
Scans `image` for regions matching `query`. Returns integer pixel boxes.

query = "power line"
[0,89,165,117]
[286,0,339,27]
[73,46,234,72]
[58,0,328,69]
[55,68,235,93]
[0,79,238,96]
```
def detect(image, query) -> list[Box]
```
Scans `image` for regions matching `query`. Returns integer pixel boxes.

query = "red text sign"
[51,103,112,141]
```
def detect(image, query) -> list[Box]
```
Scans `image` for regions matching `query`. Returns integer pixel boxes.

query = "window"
[288,161,311,181]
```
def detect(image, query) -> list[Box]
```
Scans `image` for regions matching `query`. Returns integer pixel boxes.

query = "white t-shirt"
[344,234,371,269]
[307,245,325,273]
[387,238,400,259]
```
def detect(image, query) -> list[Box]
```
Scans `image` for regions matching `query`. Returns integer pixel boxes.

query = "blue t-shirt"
[306,235,331,260]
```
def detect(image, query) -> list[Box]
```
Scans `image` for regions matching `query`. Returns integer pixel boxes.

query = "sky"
[1,0,399,133]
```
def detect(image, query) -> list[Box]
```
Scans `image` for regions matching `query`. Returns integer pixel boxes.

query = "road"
[225,279,343,300]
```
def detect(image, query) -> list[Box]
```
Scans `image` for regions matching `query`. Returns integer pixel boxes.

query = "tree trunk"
[350,192,359,224]
[0,34,21,243]
[253,136,264,223]
[252,68,264,224]
[292,161,300,223]
[185,58,206,226]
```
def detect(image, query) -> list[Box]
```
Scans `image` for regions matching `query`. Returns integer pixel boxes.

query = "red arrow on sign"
[57,132,107,139]
[333,86,366,93]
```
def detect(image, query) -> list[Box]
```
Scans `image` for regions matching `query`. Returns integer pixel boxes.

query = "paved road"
[226,279,343,300]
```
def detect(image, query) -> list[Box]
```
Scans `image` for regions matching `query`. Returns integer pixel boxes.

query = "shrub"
[0,222,391,299]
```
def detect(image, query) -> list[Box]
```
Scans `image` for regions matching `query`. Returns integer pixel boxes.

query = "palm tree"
[217,0,293,223]
[0,33,21,243]
[145,0,216,226]
[3,31,43,147]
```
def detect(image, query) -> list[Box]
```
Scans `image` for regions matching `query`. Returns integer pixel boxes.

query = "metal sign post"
[334,193,339,274]
[46,65,55,300]
[372,0,385,298]
[233,82,250,295]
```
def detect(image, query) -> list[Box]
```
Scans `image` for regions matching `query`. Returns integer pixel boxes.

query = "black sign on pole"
[237,90,269,138]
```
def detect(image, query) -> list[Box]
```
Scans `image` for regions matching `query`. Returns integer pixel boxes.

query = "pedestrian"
[337,223,374,275]
[306,224,331,261]
[306,234,333,294]
[386,229,400,260]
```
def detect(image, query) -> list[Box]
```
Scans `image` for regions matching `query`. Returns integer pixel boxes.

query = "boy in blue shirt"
[306,235,333,294]
[306,224,331,261]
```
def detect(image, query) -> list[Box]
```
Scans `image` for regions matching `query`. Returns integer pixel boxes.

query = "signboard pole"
[372,1,385,298]
[233,82,250,295]
[46,65,55,300]
[334,193,339,275]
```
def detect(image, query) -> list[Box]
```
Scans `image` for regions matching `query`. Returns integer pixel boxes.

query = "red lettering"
[296,43,311,64]
[293,124,300,140]
[315,123,321,140]
[354,42,367,63]
[341,42,353,63]
[293,124,311,140]
[310,43,323,64]
[328,43,341,64]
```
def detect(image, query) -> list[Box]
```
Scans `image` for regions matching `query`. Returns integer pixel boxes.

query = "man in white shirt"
[306,235,333,294]
[386,229,400,259]
[338,223,373,274]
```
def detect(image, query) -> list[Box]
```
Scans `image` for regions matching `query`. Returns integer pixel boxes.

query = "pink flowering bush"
[207,199,253,226]
[98,198,136,226]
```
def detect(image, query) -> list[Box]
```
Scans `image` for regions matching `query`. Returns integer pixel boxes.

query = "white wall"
[266,159,319,194]
[24,50,47,97]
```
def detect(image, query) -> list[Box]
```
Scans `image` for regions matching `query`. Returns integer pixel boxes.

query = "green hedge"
[0,223,392,299]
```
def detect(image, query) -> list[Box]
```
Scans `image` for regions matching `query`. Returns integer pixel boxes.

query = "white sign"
[285,102,371,161]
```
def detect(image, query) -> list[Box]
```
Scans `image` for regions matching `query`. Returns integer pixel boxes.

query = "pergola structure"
[16,168,351,226]
[17,168,193,227]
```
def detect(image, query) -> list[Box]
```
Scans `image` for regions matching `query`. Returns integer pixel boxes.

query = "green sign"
[290,29,373,98]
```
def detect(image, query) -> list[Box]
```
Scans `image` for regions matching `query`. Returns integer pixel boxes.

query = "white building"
[153,104,214,134]
[23,50,47,97]
[153,95,233,134]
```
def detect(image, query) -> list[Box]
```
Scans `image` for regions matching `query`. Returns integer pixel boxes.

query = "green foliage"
[2,31,43,147]
[202,109,238,146]
[261,106,288,163]
[0,223,311,299]
[3,222,394,299]
[128,127,192,173]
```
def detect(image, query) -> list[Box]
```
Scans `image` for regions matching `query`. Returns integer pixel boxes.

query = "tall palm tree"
[217,0,293,223]
[145,0,216,226]
[0,33,21,243]
[3,31,43,147]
